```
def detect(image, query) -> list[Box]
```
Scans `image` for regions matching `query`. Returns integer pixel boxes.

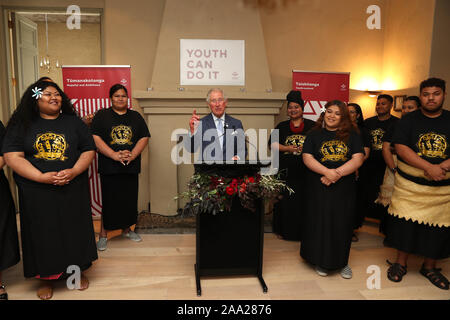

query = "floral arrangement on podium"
[177,172,293,215]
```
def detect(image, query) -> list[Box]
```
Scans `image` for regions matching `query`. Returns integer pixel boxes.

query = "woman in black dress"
[91,84,150,251]
[270,90,315,241]
[347,103,370,241]
[0,120,20,300]
[2,80,98,299]
[301,100,364,279]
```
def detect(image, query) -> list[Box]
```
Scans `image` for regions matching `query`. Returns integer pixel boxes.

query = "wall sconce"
[366,90,382,97]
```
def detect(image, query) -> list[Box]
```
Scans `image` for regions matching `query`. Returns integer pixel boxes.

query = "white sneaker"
[97,237,107,251]
[315,266,328,277]
[123,230,142,242]
[341,265,353,279]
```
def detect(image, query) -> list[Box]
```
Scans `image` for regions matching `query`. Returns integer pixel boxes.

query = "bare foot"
[78,274,89,291]
[37,282,53,300]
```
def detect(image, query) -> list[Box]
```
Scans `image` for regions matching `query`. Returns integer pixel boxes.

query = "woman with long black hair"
[2,80,98,299]
[300,100,364,279]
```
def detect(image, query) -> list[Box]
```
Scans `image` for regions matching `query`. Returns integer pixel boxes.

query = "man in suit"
[188,88,245,163]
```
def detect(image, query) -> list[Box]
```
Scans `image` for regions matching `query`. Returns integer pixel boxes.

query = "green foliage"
[175,172,293,215]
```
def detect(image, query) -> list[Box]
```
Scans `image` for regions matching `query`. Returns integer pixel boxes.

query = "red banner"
[62,65,132,217]
[292,70,350,121]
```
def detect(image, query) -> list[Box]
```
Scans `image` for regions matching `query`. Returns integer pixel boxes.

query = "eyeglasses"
[210,98,225,104]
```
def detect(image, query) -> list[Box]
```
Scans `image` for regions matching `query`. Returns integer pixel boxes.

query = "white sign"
[180,39,245,86]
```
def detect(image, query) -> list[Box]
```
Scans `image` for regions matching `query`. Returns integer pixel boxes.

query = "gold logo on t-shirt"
[110,125,133,145]
[284,134,306,155]
[320,140,349,162]
[370,128,385,151]
[34,132,68,161]
[417,132,447,159]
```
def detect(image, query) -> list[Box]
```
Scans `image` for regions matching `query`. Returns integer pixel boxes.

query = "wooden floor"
[2,220,449,300]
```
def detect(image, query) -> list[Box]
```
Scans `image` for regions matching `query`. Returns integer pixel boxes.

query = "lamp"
[366,90,382,98]
[39,14,61,73]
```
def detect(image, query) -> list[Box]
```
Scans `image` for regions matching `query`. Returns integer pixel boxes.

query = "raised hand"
[189,109,200,134]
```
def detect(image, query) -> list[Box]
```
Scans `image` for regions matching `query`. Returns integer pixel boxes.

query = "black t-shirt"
[383,124,395,143]
[269,119,316,178]
[302,128,364,169]
[364,115,399,166]
[392,109,450,165]
[269,119,316,155]
[0,120,5,156]
[358,125,371,149]
[91,108,151,175]
[1,114,96,185]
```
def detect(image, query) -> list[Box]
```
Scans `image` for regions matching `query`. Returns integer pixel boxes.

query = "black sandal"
[387,260,407,282]
[0,285,7,300]
[419,264,449,290]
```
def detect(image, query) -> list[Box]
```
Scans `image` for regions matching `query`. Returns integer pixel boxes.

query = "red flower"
[231,178,238,186]
[239,183,247,193]
[248,177,255,183]
[226,186,235,195]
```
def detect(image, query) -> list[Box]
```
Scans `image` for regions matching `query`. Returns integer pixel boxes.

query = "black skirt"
[0,170,20,271]
[100,174,138,230]
[384,214,450,260]
[272,176,307,241]
[17,172,98,278]
[359,164,388,220]
[300,172,356,270]
[353,172,366,229]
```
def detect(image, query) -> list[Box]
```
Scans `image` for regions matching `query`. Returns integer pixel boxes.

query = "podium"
[194,162,269,296]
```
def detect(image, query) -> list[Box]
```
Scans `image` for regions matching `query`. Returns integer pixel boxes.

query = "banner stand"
[62,65,132,217]
[292,70,350,122]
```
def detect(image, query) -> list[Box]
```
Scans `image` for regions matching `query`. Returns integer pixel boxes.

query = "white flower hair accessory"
[31,87,43,99]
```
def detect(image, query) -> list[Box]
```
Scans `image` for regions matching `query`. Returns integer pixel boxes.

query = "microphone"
[217,122,237,140]
[245,133,259,162]
[231,125,259,161]
[231,125,238,136]
[219,124,246,161]
[217,122,228,140]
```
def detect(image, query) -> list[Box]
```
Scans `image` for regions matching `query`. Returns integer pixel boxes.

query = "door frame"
[2,5,104,117]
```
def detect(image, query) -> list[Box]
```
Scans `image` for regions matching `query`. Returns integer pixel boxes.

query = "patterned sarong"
[387,160,450,228]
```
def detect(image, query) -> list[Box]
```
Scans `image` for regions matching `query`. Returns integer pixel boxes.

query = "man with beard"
[384,77,449,290]
[360,95,399,230]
